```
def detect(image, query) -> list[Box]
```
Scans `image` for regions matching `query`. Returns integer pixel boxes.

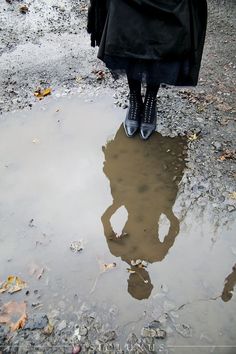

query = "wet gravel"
[0,302,192,353]
[0,0,236,352]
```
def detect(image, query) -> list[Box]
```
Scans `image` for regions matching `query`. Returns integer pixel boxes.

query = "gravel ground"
[0,0,236,352]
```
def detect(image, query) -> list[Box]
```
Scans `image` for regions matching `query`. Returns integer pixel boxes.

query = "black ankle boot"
[140,94,157,140]
[123,92,143,137]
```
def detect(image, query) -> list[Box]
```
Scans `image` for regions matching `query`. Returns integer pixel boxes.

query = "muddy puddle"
[0,93,236,352]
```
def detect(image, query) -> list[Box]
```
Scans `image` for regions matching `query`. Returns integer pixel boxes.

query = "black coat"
[87,0,207,86]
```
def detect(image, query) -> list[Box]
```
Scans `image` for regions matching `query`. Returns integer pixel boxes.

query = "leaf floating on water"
[34,87,52,100]
[0,276,27,294]
[0,301,27,331]
[127,268,136,274]
[100,262,116,273]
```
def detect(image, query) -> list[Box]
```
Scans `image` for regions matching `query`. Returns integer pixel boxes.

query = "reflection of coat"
[101,126,187,264]
[87,0,208,85]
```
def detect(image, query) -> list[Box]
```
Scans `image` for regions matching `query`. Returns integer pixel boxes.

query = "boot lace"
[128,93,142,121]
[143,95,156,124]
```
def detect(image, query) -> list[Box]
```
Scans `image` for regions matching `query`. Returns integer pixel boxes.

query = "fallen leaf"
[0,276,27,294]
[100,262,116,272]
[34,87,52,100]
[219,149,236,161]
[0,301,27,331]
[229,192,236,200]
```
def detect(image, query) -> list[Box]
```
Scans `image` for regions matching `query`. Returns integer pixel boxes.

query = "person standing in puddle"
[87,0,207,140]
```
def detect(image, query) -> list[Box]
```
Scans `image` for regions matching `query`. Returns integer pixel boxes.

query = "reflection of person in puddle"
[101,125,186,300]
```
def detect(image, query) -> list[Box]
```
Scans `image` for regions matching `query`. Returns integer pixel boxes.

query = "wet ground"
[0,0,236,353]
[0,94,235,353]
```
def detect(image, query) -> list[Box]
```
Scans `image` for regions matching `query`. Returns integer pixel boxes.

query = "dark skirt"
[100,54,191,85]
[97,0,207,86]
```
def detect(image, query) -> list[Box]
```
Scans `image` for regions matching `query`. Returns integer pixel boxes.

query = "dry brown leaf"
[34,87,52,100]
[0,276,27,294]
[0,301,27,331]
[100,262,116,272]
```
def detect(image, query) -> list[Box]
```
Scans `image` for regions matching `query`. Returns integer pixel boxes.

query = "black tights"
[127,75,160,98]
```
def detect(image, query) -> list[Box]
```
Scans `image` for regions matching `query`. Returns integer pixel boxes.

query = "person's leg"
[140,81,160,140]
[123,73,143,137]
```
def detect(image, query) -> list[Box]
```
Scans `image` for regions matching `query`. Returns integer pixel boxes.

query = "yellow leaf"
[32,138,40,144]
[0,276,27,294]
[34,87,52,100]
[188,133,198,141]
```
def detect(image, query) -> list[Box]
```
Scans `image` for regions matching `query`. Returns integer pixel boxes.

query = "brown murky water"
[0,94,235,352]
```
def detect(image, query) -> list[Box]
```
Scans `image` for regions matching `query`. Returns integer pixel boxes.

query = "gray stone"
[24,314,49,330]
[212,141,223,151]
